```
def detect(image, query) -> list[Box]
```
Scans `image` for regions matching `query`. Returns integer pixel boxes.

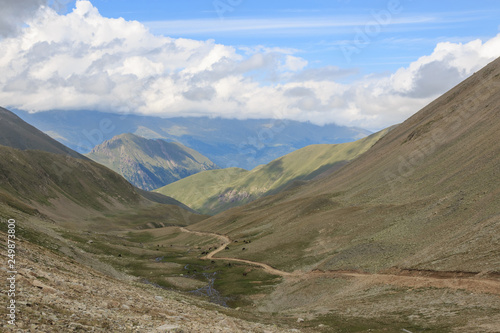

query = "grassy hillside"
[156,128,391,214]
[86,133,218,191]
[175,58,500,330]
[0,145,139,210]
[188,56,500,275]
[0,145,205,228]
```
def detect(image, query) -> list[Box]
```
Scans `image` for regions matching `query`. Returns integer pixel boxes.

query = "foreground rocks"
[0,231,297,332]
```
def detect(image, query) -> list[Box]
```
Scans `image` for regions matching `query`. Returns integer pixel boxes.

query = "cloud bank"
[0,0,47,37]
[0,1,499,130]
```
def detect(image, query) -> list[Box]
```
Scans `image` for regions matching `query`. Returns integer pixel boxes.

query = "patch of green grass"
[212,264,281,307]
[126,231,155,243]
[18,224,61,252]
[0,192,41,216]
[59,231,89,244]
[222,237,316,272]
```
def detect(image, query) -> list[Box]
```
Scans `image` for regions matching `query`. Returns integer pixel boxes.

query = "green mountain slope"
[0,145,139,211]
[188,57,500,275]
[86,133,218,191]
[156,167,248,214]
[156,128,391,214]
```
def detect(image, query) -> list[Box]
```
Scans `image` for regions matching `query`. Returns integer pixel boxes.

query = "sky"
[0,0,499,131]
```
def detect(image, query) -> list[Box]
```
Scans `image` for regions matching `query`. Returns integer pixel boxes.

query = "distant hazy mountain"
[86,133,218,191]
[156,128,392,214]
[11,111,371,170]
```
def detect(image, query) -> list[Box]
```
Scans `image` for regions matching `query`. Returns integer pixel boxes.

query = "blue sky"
[0,0,499,130]
[90,0,500,74]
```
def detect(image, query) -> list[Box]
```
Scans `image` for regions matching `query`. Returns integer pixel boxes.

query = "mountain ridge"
[12,110,372,169]
[86,133,218,190]
[156,127,392,214]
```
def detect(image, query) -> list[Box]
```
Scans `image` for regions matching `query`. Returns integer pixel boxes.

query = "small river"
[184,264,231,307]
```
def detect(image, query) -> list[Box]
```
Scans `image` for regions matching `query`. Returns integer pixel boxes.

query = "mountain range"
[12,110,371,170]
[0,107,83,159]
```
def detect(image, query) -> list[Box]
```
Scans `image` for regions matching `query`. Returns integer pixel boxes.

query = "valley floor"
[0,229,302,333]
[4,218,500,332]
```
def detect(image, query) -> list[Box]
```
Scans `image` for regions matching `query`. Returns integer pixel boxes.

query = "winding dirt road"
[179,227,292,276]
[179,227,500,296]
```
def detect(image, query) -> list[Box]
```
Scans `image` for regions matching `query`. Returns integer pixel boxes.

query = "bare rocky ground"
[0,230,300,333]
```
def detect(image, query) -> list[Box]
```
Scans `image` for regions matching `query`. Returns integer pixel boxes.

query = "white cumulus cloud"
[0,0,499,130]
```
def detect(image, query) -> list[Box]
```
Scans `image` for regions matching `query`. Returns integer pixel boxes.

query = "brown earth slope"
[189,56,500,275]
[177,56,500,331]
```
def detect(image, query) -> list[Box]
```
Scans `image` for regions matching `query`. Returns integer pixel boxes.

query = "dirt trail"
[179,227,500,296]
[311,270,500,296]
[179,227,292,276]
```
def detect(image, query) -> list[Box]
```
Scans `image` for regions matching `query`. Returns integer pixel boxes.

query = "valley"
[1,45,500,333]
[2,0,500,331]
[156,128,393,215]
